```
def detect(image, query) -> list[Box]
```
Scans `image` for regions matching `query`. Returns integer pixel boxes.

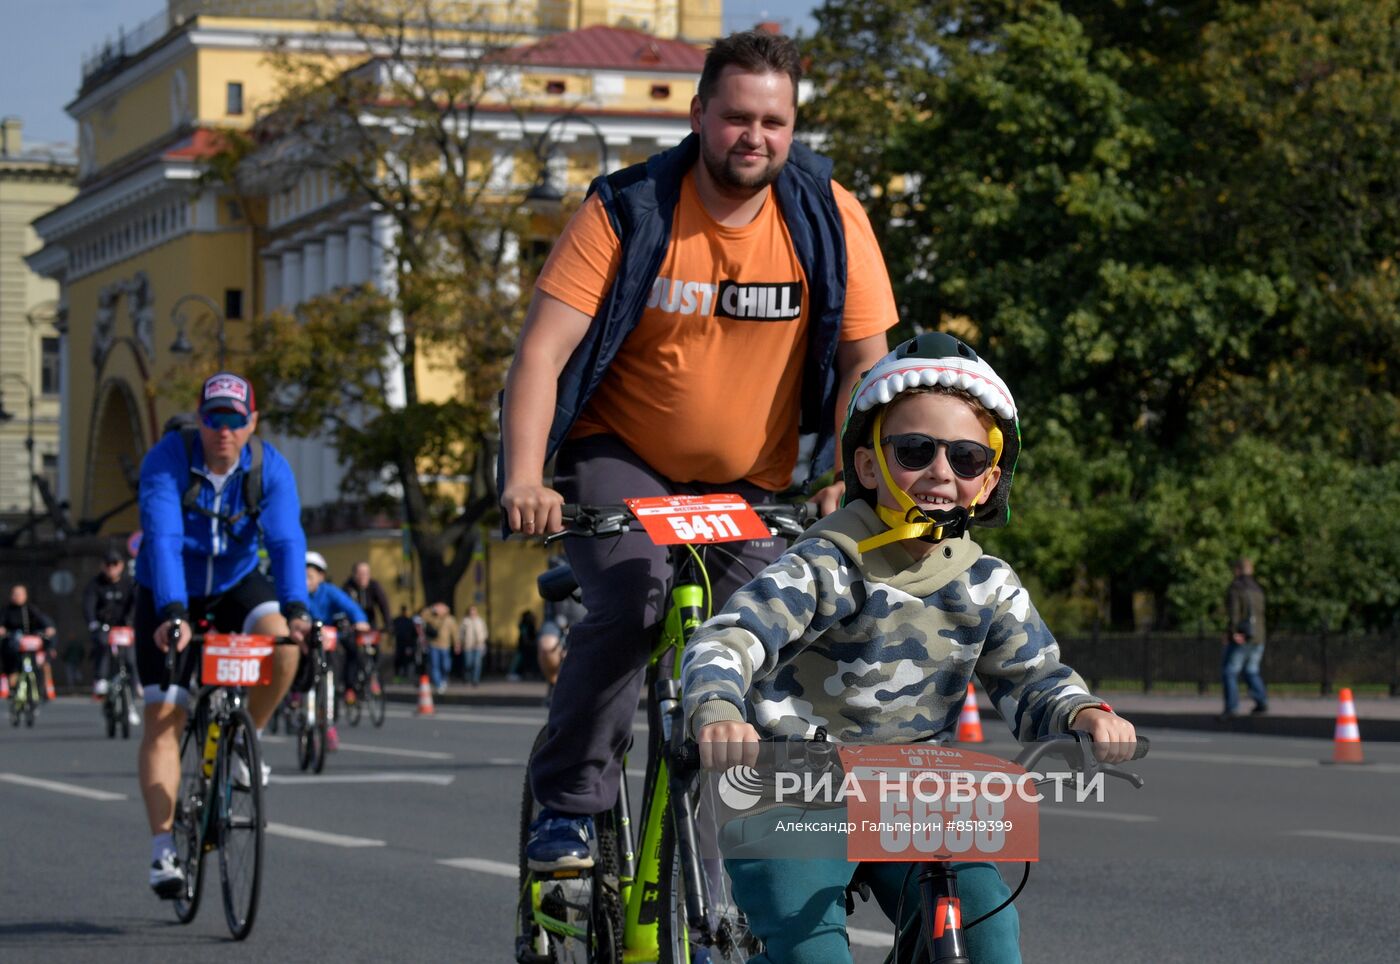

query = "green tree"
[805,0,1400,632]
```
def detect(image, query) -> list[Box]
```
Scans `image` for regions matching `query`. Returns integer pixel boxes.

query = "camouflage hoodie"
[681,500,1101,743]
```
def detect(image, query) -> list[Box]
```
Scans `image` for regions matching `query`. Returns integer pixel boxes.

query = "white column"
[261,257,281,314]
[346,224,371,286]
[280,250,302,310]
[303,241,325,300]
[324,233,346,290]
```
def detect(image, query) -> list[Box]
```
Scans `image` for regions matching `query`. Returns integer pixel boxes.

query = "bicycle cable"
[963,861,1030,931]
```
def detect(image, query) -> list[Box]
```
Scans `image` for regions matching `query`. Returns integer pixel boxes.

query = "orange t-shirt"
[535,173,896,489]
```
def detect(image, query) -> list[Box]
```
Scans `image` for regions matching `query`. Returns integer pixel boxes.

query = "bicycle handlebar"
[163,618,299,676]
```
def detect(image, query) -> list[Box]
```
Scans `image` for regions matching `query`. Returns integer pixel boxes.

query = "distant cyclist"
[340,560,389,699]
[135,372,310,899]
[500,29,896,870]
[2,583,57,699]
[303,550,369,749]
[84,549,137,721]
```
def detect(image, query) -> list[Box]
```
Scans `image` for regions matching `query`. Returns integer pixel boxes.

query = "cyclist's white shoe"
[150,852,184,899]
[231,755,272,789]
[128,706,142,727]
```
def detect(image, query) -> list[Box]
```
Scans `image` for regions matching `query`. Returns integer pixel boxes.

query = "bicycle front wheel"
[658,801,758,963]
[216,706,264,940]
[172,708,208,924]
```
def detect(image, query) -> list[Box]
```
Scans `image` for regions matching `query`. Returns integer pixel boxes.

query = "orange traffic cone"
[45,677,57,700]
[956,682,985,743]
[1331,687,1364,764]
[0,675,9,699]
[415,674,436,716]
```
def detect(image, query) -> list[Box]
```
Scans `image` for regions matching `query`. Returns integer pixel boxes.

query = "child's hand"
[698,721,761,771]
[1071,709,1138,764]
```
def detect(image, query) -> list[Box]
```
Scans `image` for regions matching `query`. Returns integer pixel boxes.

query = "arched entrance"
[84,378,146,534]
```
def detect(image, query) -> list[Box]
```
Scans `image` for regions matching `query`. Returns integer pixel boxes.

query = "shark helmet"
[841,332,1020,537]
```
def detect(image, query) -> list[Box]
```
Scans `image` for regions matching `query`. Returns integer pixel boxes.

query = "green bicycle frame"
[618,579,706,962]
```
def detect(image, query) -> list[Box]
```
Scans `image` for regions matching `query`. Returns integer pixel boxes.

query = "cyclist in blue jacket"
[134,372,311,899]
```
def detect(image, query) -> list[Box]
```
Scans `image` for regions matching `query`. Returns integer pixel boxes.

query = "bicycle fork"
[919,864,971,964]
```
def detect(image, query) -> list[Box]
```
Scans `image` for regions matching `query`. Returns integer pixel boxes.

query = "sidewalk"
[384,678,1400,741]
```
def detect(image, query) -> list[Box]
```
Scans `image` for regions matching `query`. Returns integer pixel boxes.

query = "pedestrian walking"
[391,605,418,681]
[460,604,487,686]
[1221,556,1269,720]
[420,602,458,694]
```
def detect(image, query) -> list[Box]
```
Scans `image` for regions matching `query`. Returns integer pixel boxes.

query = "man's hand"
[354,621,371,633]
[698,720,761,771]
[811,480,846,518]
[153,619,190,654]
[288,616,312,652]
[1071,709,1137,764]
[501,482,565,536]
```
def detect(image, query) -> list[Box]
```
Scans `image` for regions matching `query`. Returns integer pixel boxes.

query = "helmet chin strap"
[855,409,1003,554]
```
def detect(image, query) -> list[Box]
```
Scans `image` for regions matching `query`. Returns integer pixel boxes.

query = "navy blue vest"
[506,132,848,493]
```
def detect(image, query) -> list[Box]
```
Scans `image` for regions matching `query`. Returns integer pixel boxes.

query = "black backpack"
[162,413,264,539]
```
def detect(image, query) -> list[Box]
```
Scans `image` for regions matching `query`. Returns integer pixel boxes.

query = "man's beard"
[701,138,784,194]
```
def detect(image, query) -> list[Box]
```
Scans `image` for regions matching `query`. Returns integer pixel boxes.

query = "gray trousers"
[529,434,784,814]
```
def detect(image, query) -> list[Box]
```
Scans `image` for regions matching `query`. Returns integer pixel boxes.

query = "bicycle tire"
[172,708,208,924]
[313,672,331,774]
[216,706,264,940]
[119,688,131,740]
[367,669,386,727]
[657,800,758,964]
[297,720,316,771]
[105,695,117,738]
[345,669,362,726]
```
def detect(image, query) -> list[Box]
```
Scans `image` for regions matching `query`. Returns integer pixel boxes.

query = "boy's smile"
[854,392,1002,532]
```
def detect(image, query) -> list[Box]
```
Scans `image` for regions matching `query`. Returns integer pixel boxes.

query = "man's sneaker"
[231,754,272,789]
[326,725,340,752]
[128,706,142,727]
[526,808,596,871]
[150,852,184,899]
[345,689,357,706]
[1251,702,1269,715]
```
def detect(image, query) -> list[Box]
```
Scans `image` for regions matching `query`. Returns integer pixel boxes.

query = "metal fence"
[1059,628,1400,696]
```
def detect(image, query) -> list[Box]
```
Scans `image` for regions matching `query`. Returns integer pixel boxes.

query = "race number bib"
[18,634,44,653]
[625,494,772,546]
[320,625,338,653]
[202,634,276,687]
[837,745,1040,862]
[109,626,135,648]
[356,630,381,648]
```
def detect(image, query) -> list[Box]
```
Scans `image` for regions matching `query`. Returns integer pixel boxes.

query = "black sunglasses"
[880,433,996,479]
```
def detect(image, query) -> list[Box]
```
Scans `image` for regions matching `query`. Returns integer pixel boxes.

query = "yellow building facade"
[29,0,715,644]
[0,119,74,543]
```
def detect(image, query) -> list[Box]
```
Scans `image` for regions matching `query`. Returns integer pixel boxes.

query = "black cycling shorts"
[135,570,289,697]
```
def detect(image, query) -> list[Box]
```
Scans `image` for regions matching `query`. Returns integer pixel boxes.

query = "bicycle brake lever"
[1102,766,1146,790]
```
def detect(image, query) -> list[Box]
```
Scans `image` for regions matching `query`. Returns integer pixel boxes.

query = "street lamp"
[526,113,611,207]
[0,371,36,542]
[169,292,227,368]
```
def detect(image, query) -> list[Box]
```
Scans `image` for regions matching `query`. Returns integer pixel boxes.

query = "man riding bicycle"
[2,584,57,700]
[303,549,369,749]
[135,372,310,898]
[84,549,138,721]
[499,29,897,870]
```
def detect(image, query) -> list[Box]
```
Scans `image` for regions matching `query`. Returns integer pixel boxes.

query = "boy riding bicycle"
[682,333,1137,963]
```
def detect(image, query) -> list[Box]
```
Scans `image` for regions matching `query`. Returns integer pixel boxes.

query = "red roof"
[164,128,229,160]
[501,25,706,73]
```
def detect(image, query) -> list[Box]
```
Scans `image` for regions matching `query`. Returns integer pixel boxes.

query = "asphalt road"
[2,698,1398,962]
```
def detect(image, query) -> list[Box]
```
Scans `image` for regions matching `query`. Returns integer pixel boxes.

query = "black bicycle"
[295,621,335,773]
[343,629,387,728]
[100,624,138,739]
[167,620,276,940]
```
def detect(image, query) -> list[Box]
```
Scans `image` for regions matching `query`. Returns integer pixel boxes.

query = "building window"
[41,338,60,396]
[545,80,566,95]
[225,289,244,321]
[226,82,244,115]
[650,84,671,100]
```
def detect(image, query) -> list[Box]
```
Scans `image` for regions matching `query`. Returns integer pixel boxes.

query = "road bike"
[7,632,45,728]
[515,497,812,964]
[295,621,336,773]
[343,629,387,728]
[167,620,277,940]
[100,624,138,739]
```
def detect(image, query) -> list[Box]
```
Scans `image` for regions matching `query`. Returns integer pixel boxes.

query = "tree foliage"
[805,0,1400,631]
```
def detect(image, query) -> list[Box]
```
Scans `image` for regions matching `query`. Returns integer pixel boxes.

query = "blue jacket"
[136,431,308,617]
[307,583,367,626]
[499,133,849,500]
